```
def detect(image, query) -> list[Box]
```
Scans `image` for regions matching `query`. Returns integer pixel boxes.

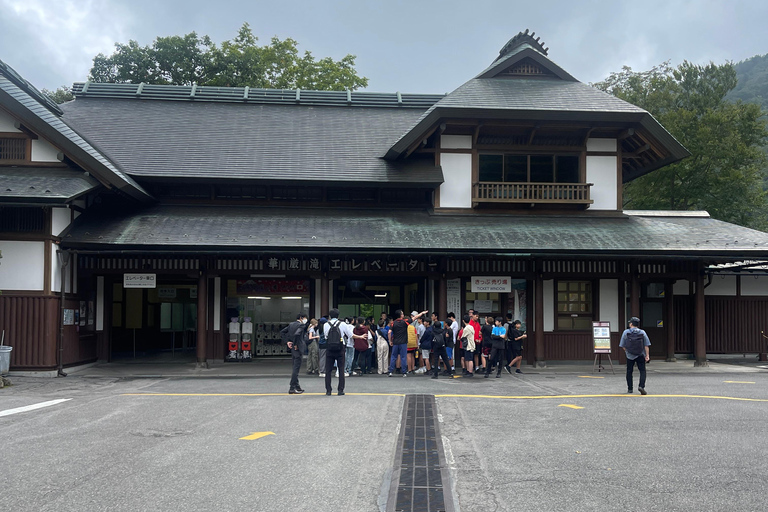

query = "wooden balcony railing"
[472,182,593,205]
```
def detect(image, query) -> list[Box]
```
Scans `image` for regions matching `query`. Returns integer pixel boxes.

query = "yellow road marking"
[578,376,605,379]
[723,381,755,384]
[558,404,584,409]
[122,392,768,402]
[240,431,275,440]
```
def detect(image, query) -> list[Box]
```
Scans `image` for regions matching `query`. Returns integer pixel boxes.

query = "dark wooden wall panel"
[705,297,768,353]
[674,296,694,354]
[0,295,58,369]
[544,332,593,360]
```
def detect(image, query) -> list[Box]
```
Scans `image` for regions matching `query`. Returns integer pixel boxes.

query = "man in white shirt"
[448,312,459,372]
[323,309,354,395]
[414,314,427,373]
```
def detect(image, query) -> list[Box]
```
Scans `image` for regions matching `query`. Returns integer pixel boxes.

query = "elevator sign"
[123,273,157,288]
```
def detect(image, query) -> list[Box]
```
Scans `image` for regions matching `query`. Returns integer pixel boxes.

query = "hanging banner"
[447,279,462,316]
[471,276,512,293]
[593,321,611,353]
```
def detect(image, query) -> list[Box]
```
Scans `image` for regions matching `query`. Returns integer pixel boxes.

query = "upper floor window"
[479,154,579,183]
[0,137,27,162]
[0,206,46,233]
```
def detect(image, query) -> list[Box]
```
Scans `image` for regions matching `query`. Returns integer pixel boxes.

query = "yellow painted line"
[578,376,605,379]
[122,392,405,397]
[723,381,756,384]
[122,392,768,402]
[240,431,275,440]
[558,404,584,409]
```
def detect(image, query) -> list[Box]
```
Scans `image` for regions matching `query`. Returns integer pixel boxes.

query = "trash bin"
[0,346,12,375]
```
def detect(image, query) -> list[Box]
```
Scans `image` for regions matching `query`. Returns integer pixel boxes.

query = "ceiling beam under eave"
[624,144,651,159]
[527,125,539,145]
[618,128,635,140]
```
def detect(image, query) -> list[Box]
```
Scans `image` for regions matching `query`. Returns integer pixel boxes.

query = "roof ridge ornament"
[495,29,548,62]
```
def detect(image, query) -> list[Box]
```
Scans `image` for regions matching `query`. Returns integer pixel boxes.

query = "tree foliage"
[89,23,368,91]
[42,86,74,104]
[594,61,768,229]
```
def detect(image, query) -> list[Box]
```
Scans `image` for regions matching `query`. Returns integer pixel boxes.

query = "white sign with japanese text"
[447,279,462,316]
[123,273,156,288]
[471,276,512,293]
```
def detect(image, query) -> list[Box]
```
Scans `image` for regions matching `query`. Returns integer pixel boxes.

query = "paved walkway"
[48,354,768,379]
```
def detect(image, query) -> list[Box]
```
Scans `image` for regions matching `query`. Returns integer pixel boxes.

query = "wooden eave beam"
[527,125,539,145]
[403,124,440,159]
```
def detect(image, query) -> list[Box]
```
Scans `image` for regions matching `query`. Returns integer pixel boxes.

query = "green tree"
[42,86,74,104]
[89,23,368,91]
[594,61,768,229]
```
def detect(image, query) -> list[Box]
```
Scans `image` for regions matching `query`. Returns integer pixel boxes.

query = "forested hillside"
[728,53,768,110]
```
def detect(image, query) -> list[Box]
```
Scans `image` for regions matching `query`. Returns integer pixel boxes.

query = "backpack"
[407,324,418,348]
[318,328,327,346]
[325,321,344,351]
[432,323,446,350]
[625,329,644,356]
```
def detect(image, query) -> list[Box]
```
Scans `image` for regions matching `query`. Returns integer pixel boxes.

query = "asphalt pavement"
[2,359,768,511]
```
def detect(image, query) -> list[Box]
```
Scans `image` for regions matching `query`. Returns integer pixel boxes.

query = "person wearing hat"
[619,316,651,394]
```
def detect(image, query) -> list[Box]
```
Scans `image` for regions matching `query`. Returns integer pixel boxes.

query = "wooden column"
[694,269,708,366]
[665,280,676,362]
[438,276,447,319]
[196,270,208,368]
[534,273,545,367]
[320,277,329,316]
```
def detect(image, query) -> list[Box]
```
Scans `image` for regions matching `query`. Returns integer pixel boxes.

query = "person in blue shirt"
[619,316,651,395]
[485,317,507,378]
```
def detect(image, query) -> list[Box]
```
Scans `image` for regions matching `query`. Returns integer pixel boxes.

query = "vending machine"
[226,317,240,361]
[255,323,266,357]
[241,317,253,361]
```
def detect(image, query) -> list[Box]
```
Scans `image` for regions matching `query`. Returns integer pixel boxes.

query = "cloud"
[0,0,132,87]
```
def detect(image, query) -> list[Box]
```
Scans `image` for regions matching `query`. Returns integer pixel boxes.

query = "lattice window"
[0,137,26,161]
[509,62,543,75]
[0,206,46,232]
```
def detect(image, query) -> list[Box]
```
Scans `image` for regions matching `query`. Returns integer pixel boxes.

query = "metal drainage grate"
[387,394,453,512]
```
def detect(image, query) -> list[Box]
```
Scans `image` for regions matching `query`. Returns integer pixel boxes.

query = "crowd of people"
[283,307,528,394]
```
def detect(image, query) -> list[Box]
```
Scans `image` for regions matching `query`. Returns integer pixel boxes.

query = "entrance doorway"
[110,280,198,361]
[336,278,426,320]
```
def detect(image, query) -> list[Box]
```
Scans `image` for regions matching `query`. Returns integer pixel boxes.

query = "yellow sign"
[240,431,275,440]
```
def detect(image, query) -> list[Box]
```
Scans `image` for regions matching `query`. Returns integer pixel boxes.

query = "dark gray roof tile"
[0,166,99,203]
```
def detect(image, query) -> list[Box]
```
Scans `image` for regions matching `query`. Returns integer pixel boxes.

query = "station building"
[2,31,768,372]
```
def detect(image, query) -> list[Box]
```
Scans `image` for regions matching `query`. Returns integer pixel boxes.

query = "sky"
[1,0,767,95]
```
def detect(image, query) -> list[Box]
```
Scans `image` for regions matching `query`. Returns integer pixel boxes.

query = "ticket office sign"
[593,321,611,354]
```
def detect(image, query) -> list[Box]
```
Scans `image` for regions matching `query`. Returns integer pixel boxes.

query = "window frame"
[478,152,582,184]
[555,279,595,331]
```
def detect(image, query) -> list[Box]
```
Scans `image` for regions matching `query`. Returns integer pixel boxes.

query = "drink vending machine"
[255,323,267,357]
[226,317,240,361]
[241,317,253,361]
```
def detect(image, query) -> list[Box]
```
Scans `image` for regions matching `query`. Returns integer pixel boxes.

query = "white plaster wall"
[0,240,45,290]
[440,135,472,149]
[673,279,689,296]
[586,155,618,210]
[741,275,768,296]
[0,109,22,132]
[51,207,70,236]
[439,153,472,208]
[543,279,554,331]
[586,138,617,152]
[51,243,61,292]
[706,275,737,296]
[599,279,620,331]
[31,139,60,162]
[315,278,322,318]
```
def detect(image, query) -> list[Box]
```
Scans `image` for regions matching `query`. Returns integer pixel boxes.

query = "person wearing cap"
[619,316,651,394]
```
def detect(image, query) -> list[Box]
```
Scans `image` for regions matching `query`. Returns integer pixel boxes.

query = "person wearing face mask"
[283,312,308,394]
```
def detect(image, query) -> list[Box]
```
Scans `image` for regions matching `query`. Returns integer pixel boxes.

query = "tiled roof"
[0,60,152,202]
[60,98,444,183]
[61,205,768,258]
[0,166,99,203]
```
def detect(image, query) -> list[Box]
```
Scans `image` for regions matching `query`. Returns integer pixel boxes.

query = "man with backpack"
[323,309,352,395]
[429,314,452,379]
[619,316,651,395]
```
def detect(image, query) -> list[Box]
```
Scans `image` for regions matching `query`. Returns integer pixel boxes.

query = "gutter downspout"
[56,249,70,377]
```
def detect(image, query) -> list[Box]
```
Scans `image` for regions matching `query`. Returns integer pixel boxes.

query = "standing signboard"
[592,321,615,374]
